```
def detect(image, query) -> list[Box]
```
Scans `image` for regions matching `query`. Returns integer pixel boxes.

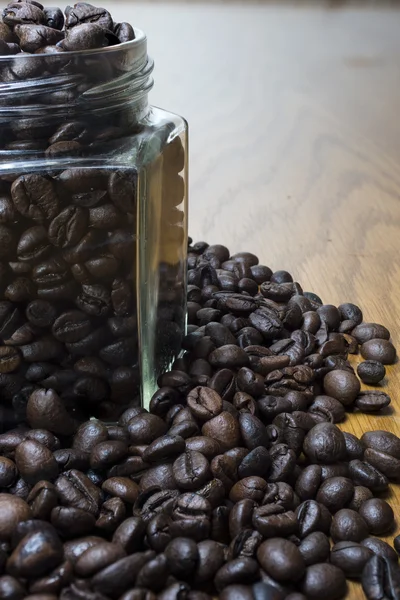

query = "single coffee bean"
[15,439,58,485]
[55,469,101,515]
[362,555,400,600]
[74,542,126,577]
[102,478,139,504]
[257,538,305,583]
[186,387,223,422]
[202,412,241,451]
[362,537,399,564]
[229,477,267,503]
[51,506,96,538]
[303,423,346,464]
[348,459,389,492]
[295,465,322,501]
[347,485,373,511]
[164,537,199,579]
[301,563,347,600]
[296,500,331,538]
[127,414,168,445]
[330,541,373,578]
[90,441,128,470]
[352,322,390,344]
[7,528,63,579]
[343,432,365,460]
[27,389,77,436]
[330,508,369,542]
[172,451,211,490]
[357,360,386,384]
[358,498,395,535]
[323,369,360,406]
[355,391,391,412]
[308,395,345,423]
[298,532,330,566]
[0,494,32,540]
[316,477,354,513]
[253,505,298,538]
[361,338,396,364]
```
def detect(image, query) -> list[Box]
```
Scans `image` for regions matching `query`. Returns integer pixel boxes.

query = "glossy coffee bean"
[330,541,373,578]
[357,360,386,384]
[257,538,305,583]
[330,508,369,542]
[361,339,396,364]
[358,498,395,535]
[301,563,347,600]
[303,423,346,464]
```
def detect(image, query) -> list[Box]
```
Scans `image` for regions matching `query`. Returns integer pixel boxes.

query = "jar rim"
[0,27,146,60]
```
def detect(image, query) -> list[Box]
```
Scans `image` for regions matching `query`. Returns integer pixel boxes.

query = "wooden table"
[113,3,400,597]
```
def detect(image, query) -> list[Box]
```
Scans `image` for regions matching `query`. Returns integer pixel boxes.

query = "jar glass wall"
[0,31,188,430]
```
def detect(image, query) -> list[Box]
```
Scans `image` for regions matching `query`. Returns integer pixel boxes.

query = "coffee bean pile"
[0,1,134,54]
[0,2,187,426]
[0,239,398,600]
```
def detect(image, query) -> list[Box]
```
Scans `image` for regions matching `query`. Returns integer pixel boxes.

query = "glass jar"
[0,30,188,430]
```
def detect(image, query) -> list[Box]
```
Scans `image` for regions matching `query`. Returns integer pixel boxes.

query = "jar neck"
[0,30,153,158]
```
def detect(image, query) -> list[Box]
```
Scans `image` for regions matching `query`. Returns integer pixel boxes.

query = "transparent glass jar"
[0,31,188,430]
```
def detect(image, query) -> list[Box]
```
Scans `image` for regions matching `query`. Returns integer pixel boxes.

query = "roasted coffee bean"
[257,538,305,582]
[74,541,126,577]
[301,563,347,600]
[330,508,369,542]
[164,537,199,579]
[330,541,373,578]
[298,531,330,566]
[51,506,96,538]
[352,322,390,344]
[361,338,396,364]
[348,459,389,492]
[361,537,399,565]
[355,391,391,413]
[95,496,126,532]
[187,387,223,421]
[239,413,269,450]
[7,528,63,579]
[296,500,331,537]
[362,555,400,600]
[294,465,322,500]
[253,504,298,538]
[54,470,101,515]
[0,494,32,540]
[343,432,365,460]
[229,476,267,503]
[357,360,386,384]
[303,423,346,464]
[237,446,270,480]
[127,414,168,445]
[358,498,395,535]
[27,389,77,436]
[172,451,211,490]
[362,430,400,458]
[102,477,139,504]
[308,395,345,423]
[316,477,354,513]
[323,369,360,406]
[202,412,241,451]
[214,557,259,591]
[90,441,128,470]
[268,443,296,482]
[15,439,58,485]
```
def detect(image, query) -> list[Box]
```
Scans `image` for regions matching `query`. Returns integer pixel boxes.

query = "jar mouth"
[0,28,146,60]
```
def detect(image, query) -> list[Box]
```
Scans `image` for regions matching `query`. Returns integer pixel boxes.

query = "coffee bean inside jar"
[0,5,188,426]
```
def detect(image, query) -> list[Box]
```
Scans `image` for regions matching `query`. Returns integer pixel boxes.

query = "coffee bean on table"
[352,322,390,344]
[362,555,400,600]
[301,563,347,600]
[354,391,391,413]
[323,370,361,406]
[330,508,369,542]
[316,476,354,513]
[303,423,346,464]
[362,537,399,564]
[361,338,397,364]
[257,538,305,582]
[357,360,386,384]
[298,531,330,566]
[330,541,373,578]
[358,498,395,535]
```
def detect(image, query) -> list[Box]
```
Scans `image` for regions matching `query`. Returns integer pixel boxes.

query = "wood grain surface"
[113,3,400,597]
